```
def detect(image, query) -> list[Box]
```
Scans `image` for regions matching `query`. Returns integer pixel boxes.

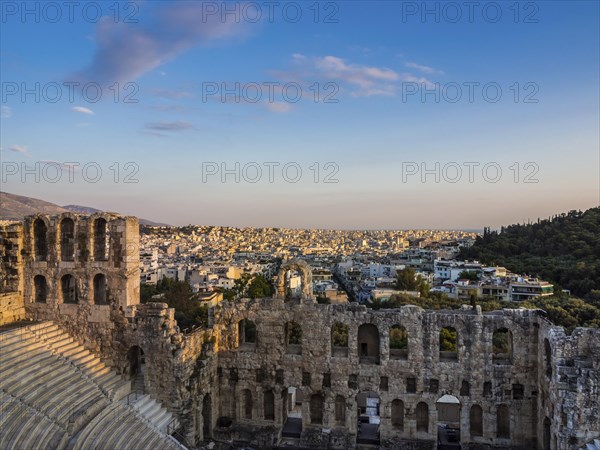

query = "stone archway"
[127,345,146,393]
[436,394,461,449]
[275,259,314,300]
[356,391,380,446]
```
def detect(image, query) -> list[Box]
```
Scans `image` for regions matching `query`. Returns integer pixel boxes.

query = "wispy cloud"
[1,106,12,118]
[73,2,249,86]
[274,54,440,97]
[145,121,195,132]
[265,102,292,113]
[405,62,444,75]
[72,106,95,115]
[2,145,30,156]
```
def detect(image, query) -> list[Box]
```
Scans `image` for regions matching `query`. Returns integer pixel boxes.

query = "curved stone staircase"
[0,321,185,450]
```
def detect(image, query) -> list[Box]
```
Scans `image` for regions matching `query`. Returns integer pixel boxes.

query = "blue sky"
[1,1,598,229]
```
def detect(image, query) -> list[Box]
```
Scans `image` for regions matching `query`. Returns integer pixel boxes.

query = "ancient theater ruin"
[0,213,599,450]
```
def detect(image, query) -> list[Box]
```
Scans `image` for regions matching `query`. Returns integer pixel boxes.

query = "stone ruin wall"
[0,221,25,325]
[1,213,598,449]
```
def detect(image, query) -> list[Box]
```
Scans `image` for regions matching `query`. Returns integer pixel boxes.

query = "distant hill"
[0,192,70,219]
[0,192,170,227]
[460,207,600,297]
[62,205,102,214]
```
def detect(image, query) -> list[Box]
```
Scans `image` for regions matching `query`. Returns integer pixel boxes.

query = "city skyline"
[1,1,599,229]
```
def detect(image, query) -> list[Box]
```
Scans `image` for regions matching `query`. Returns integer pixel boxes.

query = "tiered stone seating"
[0,322,186,450]
[127,394,179,434]
[581,438,600,450]
[0,391,68,450]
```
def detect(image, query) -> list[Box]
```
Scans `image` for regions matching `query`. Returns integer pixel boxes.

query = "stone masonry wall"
[2,213,598,450]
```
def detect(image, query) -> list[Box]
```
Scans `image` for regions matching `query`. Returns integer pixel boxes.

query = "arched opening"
[416,401,429,433]
[358,323,380,364]
[391,399,404,431]
[335,395,346,426]
[202,394,212,440]
[470,404,483,437]
[93,218,109,261]
[93,273,107,304]
[285,321,302,355]
[497,404,510,438]
[357,392,380,445]
[60,218,75,262]
[543,417,551,450]
[544,339,552,378]
[238,319,257,347]
[493,328,512,363]
[33,219,48,261]
[310,393,324,425]
[331,322,349,357]
[34,275,47,303]
[439,326,458,361]
[61,274,78,304]
[389,325,408,360]
[437,395,460,445]
[276,260,313,300]
[282,387,303,438]
[127,345,145,393]
[264,390,275,421]
[242,389,253,420]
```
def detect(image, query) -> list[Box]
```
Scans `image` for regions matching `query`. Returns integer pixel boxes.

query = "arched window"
[335,395,346,425]
[310,394,324,424]
[389,325,408,360]
[391,399,404,430]
[358,323,380,364]
[61,274,77,303]
[285,321,302,354]
[493,328,512,362]
[439,326,458,361]
[544,339,552,378]
[497,404,510,438]
[238,319,257,345]
[264,390,275,420]
[243,389,253,420]
[470,404,483,437]
[543,417,551,450]
[34,275,47,303]
[93,218,108,261]
[33,219,47,261]
[332,322,348,357]
[60,218,75,261]
[93,274,107,304]
[416,402,429,432]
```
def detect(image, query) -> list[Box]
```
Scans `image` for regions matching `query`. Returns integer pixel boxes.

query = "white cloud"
[72,106,95,115]
[265,102,292,113]
[2,145,30,156]
[1,106,12,118]
[277,54,439,97]
[405,62,444,75]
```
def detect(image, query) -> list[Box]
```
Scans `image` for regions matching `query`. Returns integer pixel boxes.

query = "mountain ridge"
[0,192,170,226]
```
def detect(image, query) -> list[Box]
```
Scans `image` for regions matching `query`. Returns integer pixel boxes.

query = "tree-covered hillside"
[460,208,600,297]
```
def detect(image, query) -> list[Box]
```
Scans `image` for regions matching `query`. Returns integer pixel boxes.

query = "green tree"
[389,326,408,349]
[440,327,457,352]
[247,274,274,299]
[332,322,348,347]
